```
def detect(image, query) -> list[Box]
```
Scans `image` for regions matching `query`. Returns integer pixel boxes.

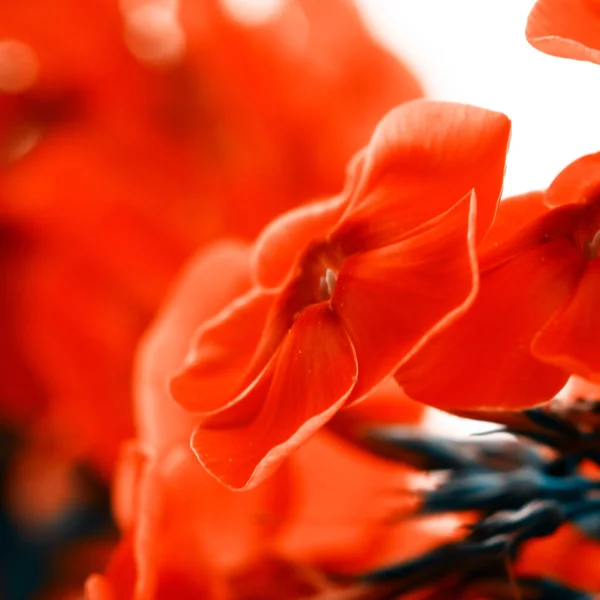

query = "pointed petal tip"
[526,0,600,65]
[189,304,358,490]
[342,100,509,249]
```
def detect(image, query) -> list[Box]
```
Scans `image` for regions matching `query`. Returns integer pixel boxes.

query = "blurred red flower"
[83,240,429,600]
[396,153,600,411]
[0,0,423,474]
[171,99,511,489]
[516,523,600,594]
[526,0,600,65]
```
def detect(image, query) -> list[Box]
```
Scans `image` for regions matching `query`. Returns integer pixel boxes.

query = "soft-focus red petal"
[334,190,478,403]
[397,239,585,410]
[136,240,253,451]
[129,446,292,599]
[334,101,510,251]
[191,304,358,490]
[327,378,425,459]
[533,259,600,382]
[252,195,349,289]
[337,377,424,428]
[545,153,600,209]
[101,539,137,600]
[84,575,115,600]
[517,524,600,592]
[227,555,331,599]
[161,449,293,568]
[170,289,276,414]
[526,0,600,65]
[112,442,147,534]
[275,379,424,571]
[274,430,411,571]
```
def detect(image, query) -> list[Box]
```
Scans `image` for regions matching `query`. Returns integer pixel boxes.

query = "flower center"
[318,268,338,301]
[293,239,345,309]
[584,229,600,260]
[570,200,600,261]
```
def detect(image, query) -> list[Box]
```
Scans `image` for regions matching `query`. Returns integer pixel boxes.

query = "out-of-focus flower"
[517,523,600,595]
[0,0,424,474]
[175,0,426,238]
[85,240,429,600]
[320,388,600,599]
[526,0,600,65]
[498,383,600,597]
[170,99,511,490]
[0,227,45,425]
[396,153,600,411]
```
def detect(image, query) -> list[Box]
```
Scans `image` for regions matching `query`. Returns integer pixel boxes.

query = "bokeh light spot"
[0,39,38,93]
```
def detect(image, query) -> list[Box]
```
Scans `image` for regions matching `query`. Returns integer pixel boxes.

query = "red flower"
[526,0,600,65]
[171,100,511,489]
[0,0,424,474]
[86,240,427,600]
[396,153,600,411]
[516,523,600,594]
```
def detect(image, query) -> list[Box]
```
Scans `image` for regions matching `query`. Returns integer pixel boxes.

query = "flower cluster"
[2,0,600,598]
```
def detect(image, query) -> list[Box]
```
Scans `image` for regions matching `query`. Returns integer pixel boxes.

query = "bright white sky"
[354,0,600,198]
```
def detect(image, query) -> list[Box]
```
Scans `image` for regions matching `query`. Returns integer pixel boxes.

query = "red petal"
[136,240,253,451]
[479,192,549,254]
[170,289,276,414]
[127,446,292,598]
[191,304,358,490]
[112,442,147,533]
[533,259,600,382]
[328,377,425,450]
[481,197,584,274]
[334,101,510,251]
[396,239,585,411]
[252,195,348,289]
[546,153,600,208]
[274,430,411,571]
[333,190,478,403]
[337,377,424,428]
[159,449,293,570]
[517,524,600,592]
[101,539,137,600]
[84,575,114,600]
[526,0,600,65]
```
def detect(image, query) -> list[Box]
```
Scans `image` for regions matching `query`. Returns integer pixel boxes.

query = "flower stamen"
[586,229,600,260]
[318,268,337,301]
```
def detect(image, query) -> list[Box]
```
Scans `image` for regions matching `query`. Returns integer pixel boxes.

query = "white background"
[354,0,600,198]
